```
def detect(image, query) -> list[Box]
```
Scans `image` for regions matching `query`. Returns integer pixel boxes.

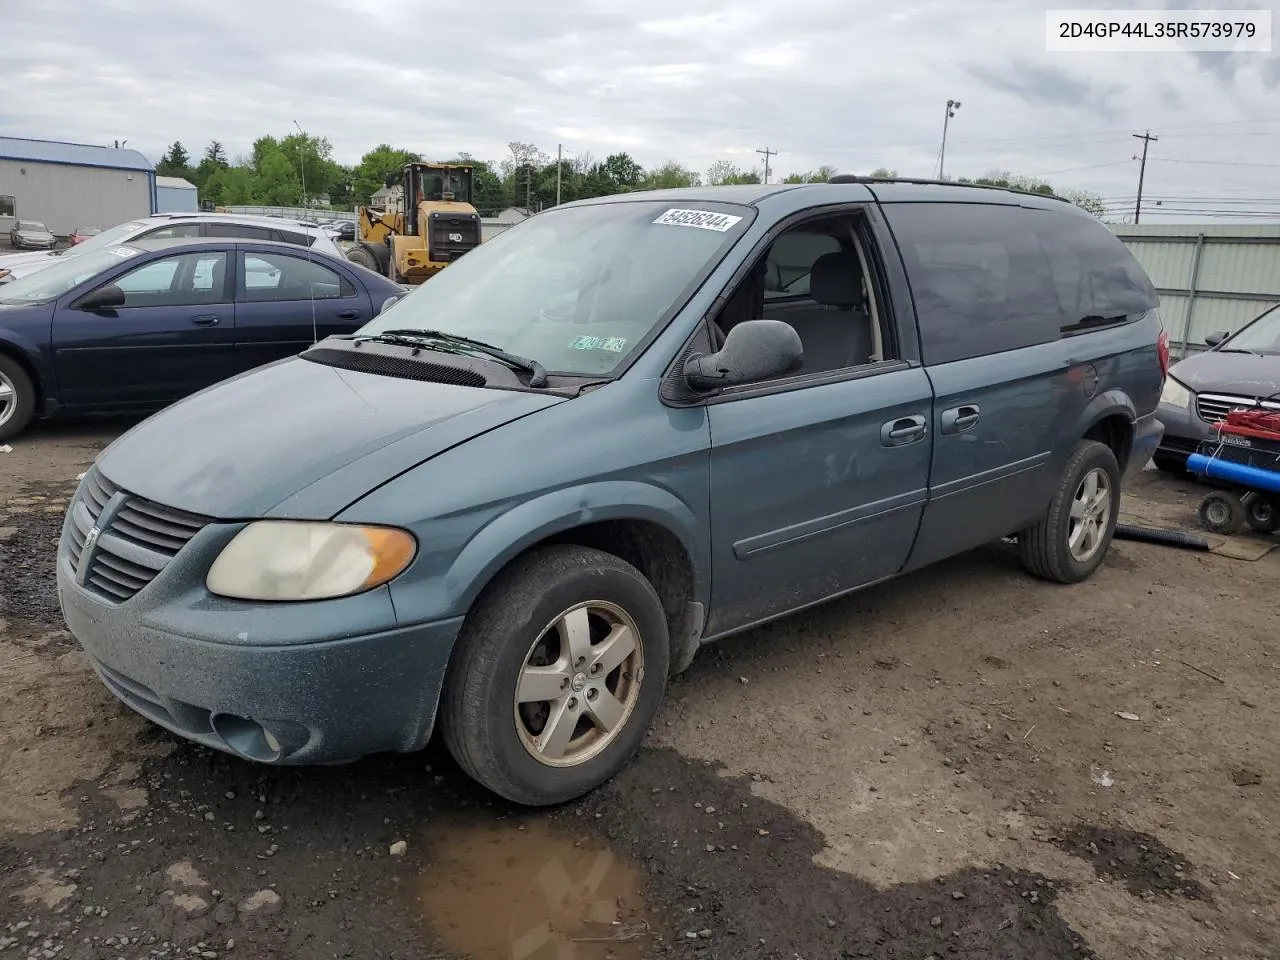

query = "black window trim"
[660,202,913,408]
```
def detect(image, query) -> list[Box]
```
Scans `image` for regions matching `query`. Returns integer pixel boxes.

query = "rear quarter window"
[884,202,1158,365]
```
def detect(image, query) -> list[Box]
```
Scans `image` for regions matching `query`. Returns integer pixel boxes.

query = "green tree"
[353,144,422,204]
[601,152,643,190]
[156,141,192,180]
[782,165,839,183]
[642,161,700,189]
[868,167,897,178]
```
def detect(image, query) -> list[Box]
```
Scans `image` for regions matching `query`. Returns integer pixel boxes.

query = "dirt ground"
[2,417,1277,960]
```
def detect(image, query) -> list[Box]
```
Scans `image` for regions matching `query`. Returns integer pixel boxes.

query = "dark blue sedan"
[0,237,406,440]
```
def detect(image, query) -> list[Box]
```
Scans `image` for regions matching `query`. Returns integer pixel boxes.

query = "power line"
[1153,157,1280,168]
[949,116,1280,146]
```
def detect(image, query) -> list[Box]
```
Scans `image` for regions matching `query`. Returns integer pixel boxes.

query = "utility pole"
[938,99,960,179]
[556,143,562,206]
[755,147,776,184]
[292,120,307,208]
[1132,130,1158,224]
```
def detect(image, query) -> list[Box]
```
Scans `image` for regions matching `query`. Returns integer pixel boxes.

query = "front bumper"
[55,473,463,765]
[1156,399,1212,460]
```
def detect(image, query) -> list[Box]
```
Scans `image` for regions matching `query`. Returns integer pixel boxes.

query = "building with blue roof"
[0,137,157,238]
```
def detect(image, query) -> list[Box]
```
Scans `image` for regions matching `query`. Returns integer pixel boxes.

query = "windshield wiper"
[1215,348,1260,356]
[357,328,549,387]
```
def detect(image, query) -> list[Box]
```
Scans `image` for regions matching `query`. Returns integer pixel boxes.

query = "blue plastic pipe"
[1186,452,1280,494]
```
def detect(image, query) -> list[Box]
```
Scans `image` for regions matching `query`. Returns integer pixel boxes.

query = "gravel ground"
[2,418,1278,960]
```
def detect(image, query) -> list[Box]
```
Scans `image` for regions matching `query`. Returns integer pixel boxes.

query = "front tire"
[0,354,37,442]
[1019,440,1121,583]
[441,545,670,806]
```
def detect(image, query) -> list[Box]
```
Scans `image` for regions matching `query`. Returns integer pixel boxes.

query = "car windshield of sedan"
[0,246,142,305]
[1223,304,1280,355]
[50,220,148,257]
[18,221,48,232]
[356,199,752,376]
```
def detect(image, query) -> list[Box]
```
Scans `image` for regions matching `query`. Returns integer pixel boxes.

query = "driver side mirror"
[1204,330,1228,347]
[378,295,402,316]
[74,284,126,312]
[683,319,803,392]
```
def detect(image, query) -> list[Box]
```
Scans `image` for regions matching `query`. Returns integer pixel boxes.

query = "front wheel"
[0,354,37,442]
[1019,440,1121,583]
[441,545,670,806]
[1198,490,1245,535]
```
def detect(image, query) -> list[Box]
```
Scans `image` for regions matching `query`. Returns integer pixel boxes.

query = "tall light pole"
[292,120,307,208]
[938,99,960,180]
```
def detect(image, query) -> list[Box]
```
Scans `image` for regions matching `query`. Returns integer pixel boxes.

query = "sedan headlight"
[1160,376,1192,409]
[206,521,416,601]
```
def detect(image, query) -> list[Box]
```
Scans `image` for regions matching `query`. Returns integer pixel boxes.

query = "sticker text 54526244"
[653,209,744,232]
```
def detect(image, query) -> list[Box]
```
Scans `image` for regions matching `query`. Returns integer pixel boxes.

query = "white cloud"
[1,0,1278,220]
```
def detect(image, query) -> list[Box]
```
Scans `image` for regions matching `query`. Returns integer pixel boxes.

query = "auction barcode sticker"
[653,209,744,232]
[1046,9,1271,51]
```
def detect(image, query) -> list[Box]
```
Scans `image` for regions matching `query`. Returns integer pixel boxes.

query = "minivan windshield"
[357,199,752,376]
[1221,303,1280,356]
[0,246,141,305]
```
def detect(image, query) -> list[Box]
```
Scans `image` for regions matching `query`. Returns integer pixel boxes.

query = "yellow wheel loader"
[347,162,483,284]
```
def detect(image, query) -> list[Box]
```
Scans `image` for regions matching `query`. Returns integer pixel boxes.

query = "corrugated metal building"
[155,175,198,213]
[0,137,155,237]
[1110,223,1280,358]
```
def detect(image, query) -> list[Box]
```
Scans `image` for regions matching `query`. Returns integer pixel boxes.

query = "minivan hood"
[1169,350,1280,399]
[95,355,566,519]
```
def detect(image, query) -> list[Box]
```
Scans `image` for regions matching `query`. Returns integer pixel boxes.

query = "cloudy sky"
[2,0,1278,221]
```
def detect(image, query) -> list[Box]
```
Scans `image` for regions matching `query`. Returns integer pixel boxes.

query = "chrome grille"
[1196,393,1280,424]
[63,467,210,604]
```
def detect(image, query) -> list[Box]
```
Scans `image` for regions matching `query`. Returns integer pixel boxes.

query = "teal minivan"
[57,178,1166,805]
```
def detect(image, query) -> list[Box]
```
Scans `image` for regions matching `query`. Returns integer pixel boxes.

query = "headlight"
[206,521,416,601]
[1160,376,1192,408]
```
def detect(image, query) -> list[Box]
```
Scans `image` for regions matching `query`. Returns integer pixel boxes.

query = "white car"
[0,213,345,283]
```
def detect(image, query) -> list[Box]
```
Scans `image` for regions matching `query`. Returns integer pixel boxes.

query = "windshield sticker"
[106,247,140,258]
[653,208,743,232]
[570,335,627,352]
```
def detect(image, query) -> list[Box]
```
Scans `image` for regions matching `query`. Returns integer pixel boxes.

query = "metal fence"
[1109,224,1280,359]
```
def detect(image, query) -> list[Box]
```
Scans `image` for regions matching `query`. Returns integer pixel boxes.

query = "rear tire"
[1243,493,1279,534]
[441,545,670,806]
[1019,440,1121,583]
[1198,491,1245,535]
[0,354,37,443]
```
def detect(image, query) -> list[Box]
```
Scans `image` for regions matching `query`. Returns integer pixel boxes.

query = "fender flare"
[1078,389,1139,464]
[445,480,710,623]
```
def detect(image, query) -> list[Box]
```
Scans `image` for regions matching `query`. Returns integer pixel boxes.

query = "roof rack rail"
[826,174,1073,203]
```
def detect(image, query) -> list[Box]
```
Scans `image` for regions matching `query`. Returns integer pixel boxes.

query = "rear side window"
[884,203,1157,365]
[272,229,317,247]
[206,223,274,241]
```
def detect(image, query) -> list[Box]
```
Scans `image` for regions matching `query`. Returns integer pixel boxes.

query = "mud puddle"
[419,815,658,959]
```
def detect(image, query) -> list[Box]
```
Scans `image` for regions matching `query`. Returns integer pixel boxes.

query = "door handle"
[337,309,361,320]
[940,403,981,435]
[881,414,927,446]
[190,315,220,326]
